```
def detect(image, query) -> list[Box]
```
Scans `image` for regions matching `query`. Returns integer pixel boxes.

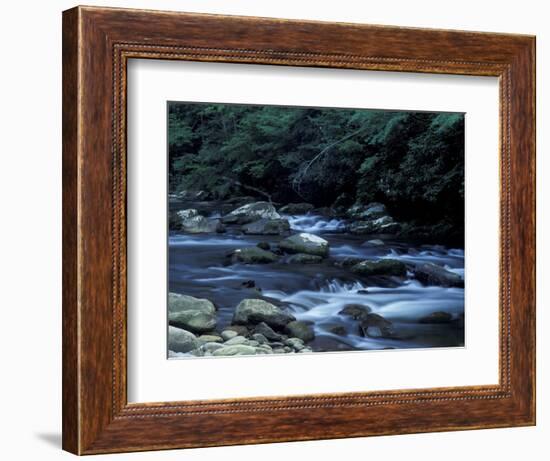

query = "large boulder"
[168,326,200,353]
[168,293,216,314]
[347,202,388,219]
[169,310,217,334]
[359,314,394,338]
[168,293,217,334]
[279,232,329,257]
[349,216,400,234]
[232,299,295,329]
[222,201,281,224]
[414,263,464,287]
[351,259,407,277]
[230,247,279,264]
[279,203,314,215]
[241,218,290,235]
[285,320,315,342]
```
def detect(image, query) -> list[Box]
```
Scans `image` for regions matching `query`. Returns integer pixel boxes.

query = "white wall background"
[0,1,546,459]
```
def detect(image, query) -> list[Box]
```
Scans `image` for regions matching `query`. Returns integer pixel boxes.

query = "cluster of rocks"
[169,208,225,234]
[337,304,395,338]
[346,202,401,234]
[168,293,315,357]
[170,200,402,237]
[229,231,330,266]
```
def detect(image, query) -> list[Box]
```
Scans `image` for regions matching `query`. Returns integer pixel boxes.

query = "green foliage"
[168,102,464,239]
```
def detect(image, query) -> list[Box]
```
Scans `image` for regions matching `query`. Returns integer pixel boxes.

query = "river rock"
[241,280,256,289]
[257,242,271,250]
[359,313,394,338]
[279,232,329,257]
[279,203,314,214]
[178,208,199,220]
[168,293,216,315]
[285,320,315,342]
[251,333,268,344]
[419,311,454,324]
[253,322,284,341]
[287,253,323,264]
[242,218,290,235]
[172,209,225,234]
[351,259,407,277]
[198,334,223,344]
[348,202,388,219]
[230,247,279,264]
[222,201,281,224]
[233,299,295,329]
[168,326,200,353]
[349,216,400,234]
[223,325,250,337]
[168,310,217,334]
[414,263,464,288]
[200,342,225,353]
[168,293,218,333]
[224,335,249,346]
[212,345,257,356]
[326,324,347,336]
[255,348,273,355]
[285,337,305,351]
[220,330,238,341]
[338,304,372,321]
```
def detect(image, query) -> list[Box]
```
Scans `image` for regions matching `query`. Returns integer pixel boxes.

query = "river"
[168,202,465,353]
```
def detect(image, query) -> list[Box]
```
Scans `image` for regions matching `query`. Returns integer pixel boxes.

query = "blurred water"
[168,212,465,352]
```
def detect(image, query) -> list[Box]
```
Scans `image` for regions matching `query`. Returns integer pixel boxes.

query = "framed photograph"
[62,6,535,455]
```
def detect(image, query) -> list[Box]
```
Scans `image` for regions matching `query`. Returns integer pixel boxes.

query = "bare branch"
[292,125,367,196]
[222,176,272,203]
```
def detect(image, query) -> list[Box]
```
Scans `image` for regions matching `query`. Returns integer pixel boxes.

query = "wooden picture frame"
[62,5,536,455]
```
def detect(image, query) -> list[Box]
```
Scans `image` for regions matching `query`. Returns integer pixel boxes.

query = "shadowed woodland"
[169,102,464,243]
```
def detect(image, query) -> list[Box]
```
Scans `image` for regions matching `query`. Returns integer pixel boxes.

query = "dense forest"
[168,102,464,244]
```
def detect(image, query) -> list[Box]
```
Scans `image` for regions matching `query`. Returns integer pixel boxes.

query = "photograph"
[167,101,466,358]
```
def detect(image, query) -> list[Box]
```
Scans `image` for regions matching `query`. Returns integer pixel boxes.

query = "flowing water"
[169,203,465,352]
